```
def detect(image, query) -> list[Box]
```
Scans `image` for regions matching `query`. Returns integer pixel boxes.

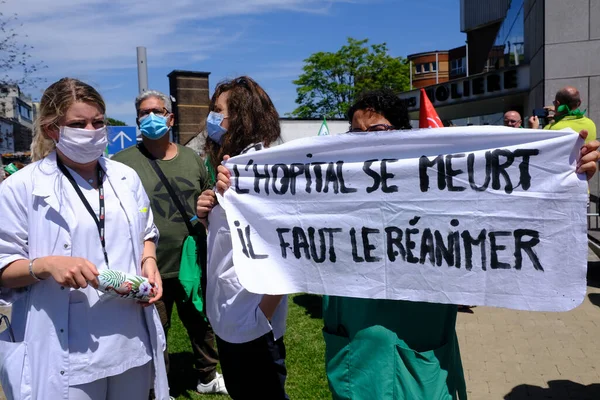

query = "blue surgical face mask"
[206,111,228,144]
[139,113,170,140]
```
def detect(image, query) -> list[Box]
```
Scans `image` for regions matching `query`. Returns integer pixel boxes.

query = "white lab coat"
[206,142,288,344]
[0,152,169,400]
[206,203,288,344]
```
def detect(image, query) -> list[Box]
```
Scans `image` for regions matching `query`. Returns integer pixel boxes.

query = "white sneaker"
[197,372,228,395]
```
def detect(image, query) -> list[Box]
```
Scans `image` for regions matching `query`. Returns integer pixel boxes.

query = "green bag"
[179,235,205,316]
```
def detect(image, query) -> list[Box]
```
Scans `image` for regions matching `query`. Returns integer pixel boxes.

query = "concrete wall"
[539,0,600,218]
[524,0,545,114]
[526,0,600,127]
[279,120,348,143]
[543,0,600,122]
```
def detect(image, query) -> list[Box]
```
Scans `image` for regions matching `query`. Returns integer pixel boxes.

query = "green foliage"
[106,117,127,126]
[291,38,410,119]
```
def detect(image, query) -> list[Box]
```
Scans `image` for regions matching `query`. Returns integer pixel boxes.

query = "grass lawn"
[168,293,330,399]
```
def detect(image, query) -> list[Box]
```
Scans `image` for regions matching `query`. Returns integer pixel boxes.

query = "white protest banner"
[217,126,589,312]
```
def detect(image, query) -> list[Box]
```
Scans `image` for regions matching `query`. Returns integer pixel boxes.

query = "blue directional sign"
[106,126,137,157]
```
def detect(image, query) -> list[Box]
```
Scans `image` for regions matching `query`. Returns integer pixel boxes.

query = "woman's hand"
[216,155,231,196]
[141,257,163,306]
[577,130,600,181]
[196,189,217,219]
[36,256,99,289]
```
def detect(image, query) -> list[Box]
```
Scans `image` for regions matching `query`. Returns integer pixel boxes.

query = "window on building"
[451,57,466,75]
[423,63,431,73]
[415,64,422,74]
[19,105,32,121]
[431,62,437,72]
[492,0,525,67]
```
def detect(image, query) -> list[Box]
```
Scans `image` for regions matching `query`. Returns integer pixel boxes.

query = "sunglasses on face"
[348,124,396,133]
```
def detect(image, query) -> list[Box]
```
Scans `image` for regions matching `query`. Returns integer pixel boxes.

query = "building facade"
[398,0,534,126]
[0,118,15,154]
[0,85,34,158]
[399,0,600,240]
[408,51,449,89]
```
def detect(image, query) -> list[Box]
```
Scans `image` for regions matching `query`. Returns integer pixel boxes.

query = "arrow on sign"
[113,130,133,148]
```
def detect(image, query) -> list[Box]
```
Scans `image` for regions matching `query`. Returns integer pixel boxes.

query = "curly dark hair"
[347,89,411,129]
[204,76,281,173]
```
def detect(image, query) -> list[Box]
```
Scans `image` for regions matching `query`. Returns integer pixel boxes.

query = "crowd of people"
[0,76,599,400]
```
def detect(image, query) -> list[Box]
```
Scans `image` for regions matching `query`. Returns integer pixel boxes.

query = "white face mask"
[55,126,108,164]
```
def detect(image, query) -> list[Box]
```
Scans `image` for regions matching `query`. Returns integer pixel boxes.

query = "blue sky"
[7,0,465,125]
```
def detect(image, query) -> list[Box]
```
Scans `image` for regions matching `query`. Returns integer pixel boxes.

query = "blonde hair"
[31,78,106,161]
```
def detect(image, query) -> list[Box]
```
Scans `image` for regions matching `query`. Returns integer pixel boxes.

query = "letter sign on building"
[399,66,529,112]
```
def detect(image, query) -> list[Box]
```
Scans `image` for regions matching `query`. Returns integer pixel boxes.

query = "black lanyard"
[56,158,109,267]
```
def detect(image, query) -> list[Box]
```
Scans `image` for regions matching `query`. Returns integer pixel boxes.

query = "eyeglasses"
[348,124,396,133]
[138,107,169,118]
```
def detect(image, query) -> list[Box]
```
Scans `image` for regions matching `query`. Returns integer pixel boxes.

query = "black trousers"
[216,332,288,400]
[156,277,219,383]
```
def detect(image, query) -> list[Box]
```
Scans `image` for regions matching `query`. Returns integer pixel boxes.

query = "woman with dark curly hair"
[346,88,412,132]
[197,76,288,399]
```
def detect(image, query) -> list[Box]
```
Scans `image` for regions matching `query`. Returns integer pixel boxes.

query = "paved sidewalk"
[458,283,600,399]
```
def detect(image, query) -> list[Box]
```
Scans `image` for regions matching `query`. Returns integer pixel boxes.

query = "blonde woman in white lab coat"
[0,78,169,400]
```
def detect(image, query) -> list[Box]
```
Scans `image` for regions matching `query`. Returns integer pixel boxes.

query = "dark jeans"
[156,277,219,384]
[216,332,288,400]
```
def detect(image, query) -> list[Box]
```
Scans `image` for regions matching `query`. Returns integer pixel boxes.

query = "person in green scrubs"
[323,89,600,400]
[322,89,467,400]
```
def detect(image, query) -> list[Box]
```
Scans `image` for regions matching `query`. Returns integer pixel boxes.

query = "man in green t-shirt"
[546,86,596,143]
[532,86,597,143]
[112,90,227,395]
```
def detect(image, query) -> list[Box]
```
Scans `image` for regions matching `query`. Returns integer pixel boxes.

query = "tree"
[106,117,127,126]
[0,3,46,90]
[291,38,410,119]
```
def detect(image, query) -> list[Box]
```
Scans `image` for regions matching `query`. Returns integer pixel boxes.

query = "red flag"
[419,88,443,128]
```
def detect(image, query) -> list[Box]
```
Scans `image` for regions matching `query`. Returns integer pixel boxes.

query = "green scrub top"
[323,296,467,400]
